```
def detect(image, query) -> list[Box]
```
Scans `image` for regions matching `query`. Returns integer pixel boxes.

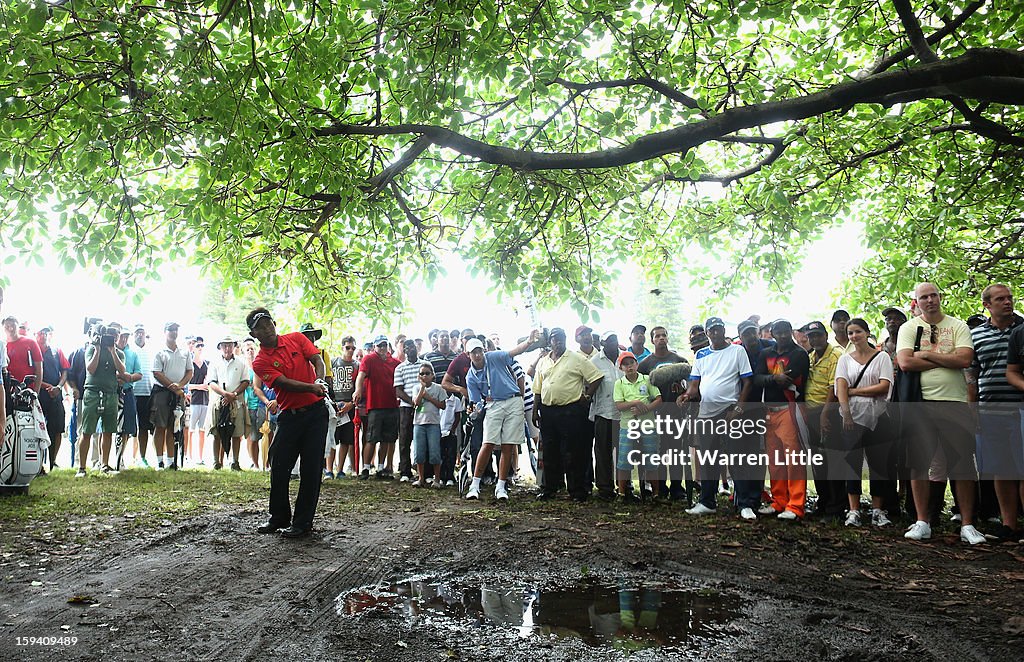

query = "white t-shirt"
[690,344,753,418]
[411,382,446,425]
[439,393,464,432]
[835,351,893,430]
[0,343,7,371]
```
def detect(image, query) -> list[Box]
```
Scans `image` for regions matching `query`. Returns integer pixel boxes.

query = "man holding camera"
[77,323,127,477]
[151,322,192,471]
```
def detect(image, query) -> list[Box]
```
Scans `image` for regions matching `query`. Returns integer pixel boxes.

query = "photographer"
[76,323,127,477]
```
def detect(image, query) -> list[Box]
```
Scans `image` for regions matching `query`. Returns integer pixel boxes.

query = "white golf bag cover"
[1,384,50,488]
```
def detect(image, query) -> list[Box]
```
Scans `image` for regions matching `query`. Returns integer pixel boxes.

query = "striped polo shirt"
[971,317,1023,402]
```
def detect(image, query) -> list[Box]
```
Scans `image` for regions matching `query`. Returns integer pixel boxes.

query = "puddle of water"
[338,577,743,650]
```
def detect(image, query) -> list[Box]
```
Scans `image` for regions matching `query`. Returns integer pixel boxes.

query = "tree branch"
[549,76,701,110]
[361,135,432,196]
[642,137,788,190]
[892,0,939,63]
[869,1,984,75]
[312,49,1024,173]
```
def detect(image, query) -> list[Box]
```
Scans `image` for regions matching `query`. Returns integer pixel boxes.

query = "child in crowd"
[411,364,447,488]
[613,352,663,501]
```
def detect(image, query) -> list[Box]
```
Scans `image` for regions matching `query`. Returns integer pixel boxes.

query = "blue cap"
[372,334,388,346]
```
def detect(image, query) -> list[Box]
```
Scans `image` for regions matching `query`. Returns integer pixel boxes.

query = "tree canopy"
[2,0,1022,320]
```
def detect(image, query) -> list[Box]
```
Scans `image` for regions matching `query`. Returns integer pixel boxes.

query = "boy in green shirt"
[613,352,663,501]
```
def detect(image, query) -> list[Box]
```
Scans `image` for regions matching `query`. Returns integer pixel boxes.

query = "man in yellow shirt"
[532,327,604,502]
[801,320,846,520]
[897,283,981,544]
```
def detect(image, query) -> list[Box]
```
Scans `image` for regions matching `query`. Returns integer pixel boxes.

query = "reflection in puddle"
[338,578,743,649]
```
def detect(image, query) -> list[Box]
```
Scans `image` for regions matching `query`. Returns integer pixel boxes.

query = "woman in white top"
[835,318,895,528]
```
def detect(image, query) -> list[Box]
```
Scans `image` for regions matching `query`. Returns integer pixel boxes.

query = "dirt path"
[1,481,1022,660]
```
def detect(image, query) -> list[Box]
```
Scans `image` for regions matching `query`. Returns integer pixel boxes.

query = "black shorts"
[366,408,399,445]
[335,420,355,446]
[135,395,154,433]
[38,390,65,442]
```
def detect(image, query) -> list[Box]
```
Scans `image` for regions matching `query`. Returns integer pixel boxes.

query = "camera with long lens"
[90,321,118,348]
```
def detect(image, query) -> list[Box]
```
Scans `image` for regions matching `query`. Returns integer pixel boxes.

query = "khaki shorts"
[481,396,526,446]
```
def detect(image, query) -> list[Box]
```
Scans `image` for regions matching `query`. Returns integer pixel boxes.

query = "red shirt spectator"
[5,335,43,383]
[359,351,399,410]
[445,352,471,389]
[252,332,323,411]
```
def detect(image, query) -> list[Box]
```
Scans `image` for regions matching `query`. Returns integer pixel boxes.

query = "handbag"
[850,351,882,389]
[894,326,924,403]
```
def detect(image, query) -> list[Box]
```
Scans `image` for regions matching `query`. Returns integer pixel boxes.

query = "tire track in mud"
[215,511,431,662]
[0,509,427,661]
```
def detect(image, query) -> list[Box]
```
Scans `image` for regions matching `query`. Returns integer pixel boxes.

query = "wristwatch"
[732,405,744,415]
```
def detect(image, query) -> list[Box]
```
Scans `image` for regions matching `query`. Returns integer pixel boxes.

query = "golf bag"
[1,380,50,493]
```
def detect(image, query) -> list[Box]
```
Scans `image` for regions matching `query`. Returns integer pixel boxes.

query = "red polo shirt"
[358,351,399,410]
[252,332,323,411]
[5,336,43,383]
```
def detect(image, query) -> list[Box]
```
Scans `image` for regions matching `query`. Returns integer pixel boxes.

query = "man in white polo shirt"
[679,317,753,519]
[206,336,251,470]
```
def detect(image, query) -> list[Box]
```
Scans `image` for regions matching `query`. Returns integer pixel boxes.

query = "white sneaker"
[871,508,892,527]
[685,503,716,516]
[845,510,862,527]
[905,521,932,540]
[960,524,986,545]
[433,480,444,490]
[495,485,509,501]
[950,513,962,522]
[445,480,455,487]
[777,510,798,521]
[400,475,410,483]
[740,508,756,521]
[758,504,779,516]
[465,485,480,500]
[411,479,424,488]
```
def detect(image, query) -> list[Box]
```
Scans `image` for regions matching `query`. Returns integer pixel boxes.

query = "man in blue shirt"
[465,329,540,501]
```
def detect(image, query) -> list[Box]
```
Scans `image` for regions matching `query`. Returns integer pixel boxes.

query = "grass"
[1,468,269,531]
[0,467,938,562]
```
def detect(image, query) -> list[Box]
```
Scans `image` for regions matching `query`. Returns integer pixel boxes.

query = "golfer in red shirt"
[247,307,329,538]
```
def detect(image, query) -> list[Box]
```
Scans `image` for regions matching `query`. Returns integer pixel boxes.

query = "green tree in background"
[635,269,689,346]
[1,0,1021,320]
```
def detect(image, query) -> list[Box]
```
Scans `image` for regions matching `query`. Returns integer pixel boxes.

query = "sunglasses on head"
[247,312,272,330]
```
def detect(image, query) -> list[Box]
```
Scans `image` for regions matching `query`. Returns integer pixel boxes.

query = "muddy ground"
[1,477,1023,661]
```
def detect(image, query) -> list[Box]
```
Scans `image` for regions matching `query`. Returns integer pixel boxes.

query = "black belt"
[283,399,324,414]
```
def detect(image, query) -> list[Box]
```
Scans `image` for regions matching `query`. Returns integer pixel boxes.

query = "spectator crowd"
[3,281,1024,546]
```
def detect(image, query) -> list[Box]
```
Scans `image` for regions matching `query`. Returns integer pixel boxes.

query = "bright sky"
[1,222,867,354]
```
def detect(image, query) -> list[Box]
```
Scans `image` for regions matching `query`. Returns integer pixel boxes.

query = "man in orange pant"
[753,320,811,520]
